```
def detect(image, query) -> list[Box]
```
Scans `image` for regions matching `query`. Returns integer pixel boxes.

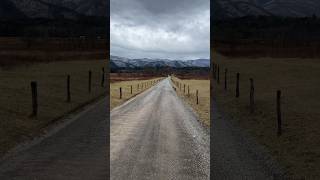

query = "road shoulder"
[0,95,107,163]
[211,101,285,179]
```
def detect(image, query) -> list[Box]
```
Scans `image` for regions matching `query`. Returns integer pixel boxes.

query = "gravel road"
[0,98,108,180]
[0,77,283,180]
[211,101,284,179]
[110,78,210,180]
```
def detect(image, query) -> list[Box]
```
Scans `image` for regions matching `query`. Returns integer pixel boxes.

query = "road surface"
[211,101,284,179]
[0,98,108,180]
[110,78,210,180]
[0,77,283,180]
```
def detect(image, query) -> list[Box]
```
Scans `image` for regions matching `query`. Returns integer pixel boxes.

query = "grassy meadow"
[0,60,107,156]
[110,76,164,110]
[0,37,107,67]
[171,76,210,126]
[212,51,320,178]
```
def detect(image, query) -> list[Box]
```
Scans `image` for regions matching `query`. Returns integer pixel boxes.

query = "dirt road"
[0,98,108,180]
[110,78,210,180]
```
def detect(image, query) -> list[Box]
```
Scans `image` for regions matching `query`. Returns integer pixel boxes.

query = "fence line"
[29,67,108,117]
[213,63,283,136]
[117,77,164,99]
[170,75,201,106]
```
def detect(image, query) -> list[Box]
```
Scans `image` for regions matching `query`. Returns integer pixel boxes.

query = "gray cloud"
[110,0,210,60]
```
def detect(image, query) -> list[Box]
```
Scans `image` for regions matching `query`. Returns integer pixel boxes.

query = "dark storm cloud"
[110,0,210,60]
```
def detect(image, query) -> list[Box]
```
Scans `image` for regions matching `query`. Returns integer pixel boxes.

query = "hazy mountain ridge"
[214,0,320,19]
[0,0,107,19]
[110,55,210,69]
[0,0,26,19]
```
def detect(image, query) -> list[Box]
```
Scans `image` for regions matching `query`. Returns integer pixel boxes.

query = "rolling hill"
[0,0,107,19]
[213,0,320,19]
[0,0,26,19]
[0,0,107,37]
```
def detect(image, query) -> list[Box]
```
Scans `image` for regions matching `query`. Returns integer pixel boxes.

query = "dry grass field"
[0,60,107,156]
[212,51,320,178]
[0,37,107,67]
[110,73,163,83]
[171,76,210,126]
[110,77,164,110]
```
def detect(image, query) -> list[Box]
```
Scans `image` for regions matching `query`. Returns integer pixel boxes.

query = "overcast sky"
[110,0,210,60]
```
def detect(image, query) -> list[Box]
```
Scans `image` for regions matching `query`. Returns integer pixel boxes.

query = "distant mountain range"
[213,0,320,19]
[110,55,210,70]
[0,0,107,19]
[3,0,320,20]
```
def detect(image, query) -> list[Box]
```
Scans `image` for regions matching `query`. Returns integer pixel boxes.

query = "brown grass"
[110,77,164,110]
[171,76,210,126]
[0,37,107,67]
[212,51,320,178]
[0,60,107,156]
[110,73,163,83]
[213,40,320,58]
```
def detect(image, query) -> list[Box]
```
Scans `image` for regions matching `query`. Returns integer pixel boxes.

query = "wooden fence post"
[120,87,122,99]
[31,81,38,116]
[196,90,199,104]
[250,78,254,113]
[131,85,133,94]
[188,85,190,96]
[88,70,92,93]
[101,67,105,87]
[236,73,240,98]
[217,65,220,84]
[213,63,216,80]
[184,84,185,93]
[225,69,227,90]
[277,90,282,136]
[215,64,218,80]
[67,75,71,102]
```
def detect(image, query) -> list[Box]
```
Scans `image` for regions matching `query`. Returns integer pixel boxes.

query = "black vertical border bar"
[106,0,111,179]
